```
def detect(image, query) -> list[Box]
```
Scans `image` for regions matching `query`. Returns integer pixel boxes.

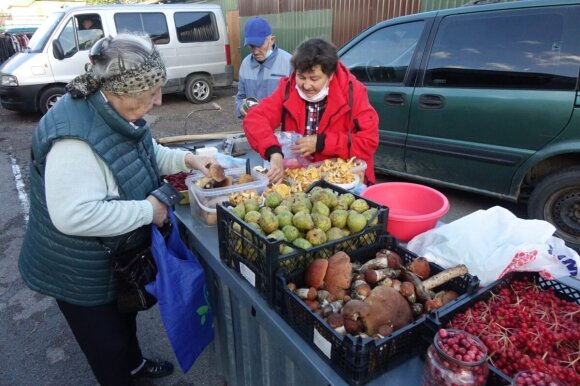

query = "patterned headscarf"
[66,40,166,99]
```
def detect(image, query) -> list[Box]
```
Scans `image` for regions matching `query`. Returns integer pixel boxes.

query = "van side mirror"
[52,40,64,60]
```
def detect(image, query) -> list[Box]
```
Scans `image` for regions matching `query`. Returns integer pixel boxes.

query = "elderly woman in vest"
[18,34,212,385]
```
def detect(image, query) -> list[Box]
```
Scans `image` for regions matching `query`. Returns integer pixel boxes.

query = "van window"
[340,21,425,83]
[55,16,104,58]
[28,12,64,51]
[75,14,104,50]
[114,13,170,44]
[174,12,219,43]
[425,7,580,90]
[57,19,78,58]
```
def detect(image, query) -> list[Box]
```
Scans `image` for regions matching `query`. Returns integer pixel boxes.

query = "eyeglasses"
[89,36,113,63]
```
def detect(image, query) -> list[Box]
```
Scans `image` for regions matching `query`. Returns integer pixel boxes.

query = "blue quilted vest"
[19,92,161,306]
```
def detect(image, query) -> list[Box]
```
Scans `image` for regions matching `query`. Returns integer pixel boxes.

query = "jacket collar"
[87,92,148,140]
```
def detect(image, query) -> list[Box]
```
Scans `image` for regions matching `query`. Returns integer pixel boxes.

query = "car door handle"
[419,94,445,109]
[384,92,406,106]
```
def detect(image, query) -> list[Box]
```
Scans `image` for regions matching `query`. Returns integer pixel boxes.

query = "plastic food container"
[186,168,268,225]
[361,182,449,241]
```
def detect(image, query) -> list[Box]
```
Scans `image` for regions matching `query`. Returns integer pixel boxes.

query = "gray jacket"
[235,45,292,118]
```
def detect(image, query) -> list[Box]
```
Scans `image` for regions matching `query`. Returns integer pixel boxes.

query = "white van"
[0,3,233,114]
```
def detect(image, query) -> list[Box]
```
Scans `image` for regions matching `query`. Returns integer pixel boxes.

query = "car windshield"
[27,12,65,51]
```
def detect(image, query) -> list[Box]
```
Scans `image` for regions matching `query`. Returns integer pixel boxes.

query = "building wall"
[210,0,518,79]
[1,1,85,28]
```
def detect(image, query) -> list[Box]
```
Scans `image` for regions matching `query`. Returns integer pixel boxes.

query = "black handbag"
[111,244,159,313]
[105,184,180,313]
[104,222,172,313]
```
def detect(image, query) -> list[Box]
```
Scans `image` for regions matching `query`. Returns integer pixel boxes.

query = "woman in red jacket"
[243,38,379,184]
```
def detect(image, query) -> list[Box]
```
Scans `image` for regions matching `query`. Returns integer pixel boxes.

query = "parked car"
[0,3,233,114]
[339,0,580,249]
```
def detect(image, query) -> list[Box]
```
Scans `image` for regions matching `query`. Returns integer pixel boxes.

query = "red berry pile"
[437,328,487,363]
[446,276,580,386]
[512,370,563,386]
[164,171,190,191]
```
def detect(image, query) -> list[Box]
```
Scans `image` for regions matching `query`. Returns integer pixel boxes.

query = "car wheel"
[39,86,66,115]
[528,167,580,250]
[185,75,213,104]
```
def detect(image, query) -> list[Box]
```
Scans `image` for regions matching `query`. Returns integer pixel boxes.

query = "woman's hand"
[185,153,214,176]
[267,153,285,183]
[291,135,317,157]
[147,195,168,227]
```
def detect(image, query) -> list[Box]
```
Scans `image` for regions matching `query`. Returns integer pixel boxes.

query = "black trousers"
[57,300,143,386]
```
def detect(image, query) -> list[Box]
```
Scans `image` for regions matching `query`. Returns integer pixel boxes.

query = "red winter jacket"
[243,62,379,184]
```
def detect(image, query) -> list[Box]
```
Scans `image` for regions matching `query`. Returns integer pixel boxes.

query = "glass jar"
[511,370,564,386]
[422,328,489,386]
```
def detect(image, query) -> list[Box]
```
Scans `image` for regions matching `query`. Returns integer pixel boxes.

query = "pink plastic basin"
[361,182,450,241]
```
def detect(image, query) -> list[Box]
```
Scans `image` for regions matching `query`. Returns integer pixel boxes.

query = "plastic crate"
[427,272,580,386]
[277,234,480,386]
[216,179,389,306]
[186,167,268,225]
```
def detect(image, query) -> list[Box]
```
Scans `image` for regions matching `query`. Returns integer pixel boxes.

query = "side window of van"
[55,15,104,59]
[76,14,104,51]
[174,12,219,43]
[114,13,170,44]
[425,7,580,90]
[340,21,425,83]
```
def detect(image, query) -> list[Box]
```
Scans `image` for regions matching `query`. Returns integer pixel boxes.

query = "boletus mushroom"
[362,285,412,336]
[323,251,352,299]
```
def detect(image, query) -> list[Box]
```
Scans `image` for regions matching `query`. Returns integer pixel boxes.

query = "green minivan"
[339,0,580,248]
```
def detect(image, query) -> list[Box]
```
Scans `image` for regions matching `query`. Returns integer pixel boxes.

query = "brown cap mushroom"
[341,299,372,321]
[209,163,226,182]
[407,257,431,279]
[362,286,412,335]
[323,251,352,299]
[305,258,329,289]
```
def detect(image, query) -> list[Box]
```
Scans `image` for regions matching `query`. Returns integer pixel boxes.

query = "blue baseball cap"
[244,17,272,47]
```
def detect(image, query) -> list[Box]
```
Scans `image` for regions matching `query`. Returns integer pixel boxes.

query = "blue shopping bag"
[145,209,214,372]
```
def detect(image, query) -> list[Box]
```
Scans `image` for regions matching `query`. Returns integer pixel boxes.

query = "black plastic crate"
[428,271,580,386]
[217,179,389,306]
[277,234,480,386]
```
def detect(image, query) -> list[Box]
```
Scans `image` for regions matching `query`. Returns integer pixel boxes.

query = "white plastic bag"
[214,153,247,169]
[406,206,580,286]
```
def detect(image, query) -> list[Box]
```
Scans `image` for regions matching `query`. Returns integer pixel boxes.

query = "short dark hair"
[291,38,338,76]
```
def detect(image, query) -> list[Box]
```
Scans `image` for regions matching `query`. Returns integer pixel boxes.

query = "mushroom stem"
[422,264,468,290]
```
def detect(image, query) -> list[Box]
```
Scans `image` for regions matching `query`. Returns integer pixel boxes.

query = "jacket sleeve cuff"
[316,134,326,153]
[265,145,283,160]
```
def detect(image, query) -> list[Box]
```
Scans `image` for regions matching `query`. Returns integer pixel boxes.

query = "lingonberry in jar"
[422,328,489,386]
[511,370,564,386]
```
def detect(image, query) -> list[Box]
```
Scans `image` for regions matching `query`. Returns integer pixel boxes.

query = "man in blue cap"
[235,16,292,118]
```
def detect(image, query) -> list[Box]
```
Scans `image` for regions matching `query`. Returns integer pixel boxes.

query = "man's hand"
[239,99,248,117]
[291,135,317,157]
[266,153,285,183]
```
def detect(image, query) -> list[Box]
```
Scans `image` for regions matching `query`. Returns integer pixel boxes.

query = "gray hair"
[91,33,156,79]
[66,33,167,98]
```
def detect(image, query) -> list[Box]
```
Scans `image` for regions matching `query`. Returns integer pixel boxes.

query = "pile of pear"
[229,186,379,254]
